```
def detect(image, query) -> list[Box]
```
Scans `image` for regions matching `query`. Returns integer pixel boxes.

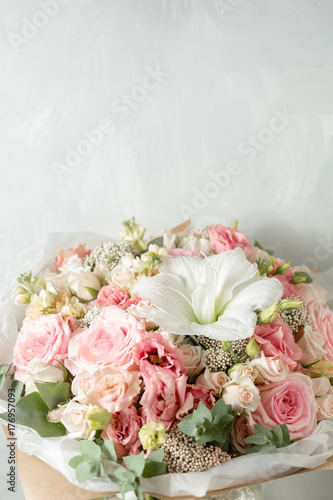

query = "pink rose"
[102,405,143,458]
[316,394,333,421]
[86,366,141,413]
[254,319,302,369]
[252,373,317,440]
[206,224,256,257]
[308,302,333,362]
[140,373,193,430]
[13,314,72,383]
[196,369,230,391]
[66,306,145,375]
[274,270,300,299]
[55,243,90,270]
[298,283,328,307]
[296,325,327,365]
[132,331,186,380]
[95,285,137,309]
[250,352,290,384]
[230,414,254,454]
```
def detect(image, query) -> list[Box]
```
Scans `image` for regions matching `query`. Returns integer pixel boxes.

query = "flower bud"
[275,262,290,275]
[291,271,313,284]
[258,303,280,324]
[86,405,111,436]
[139,421,167,450]
[279,298,303,310]
[246,338,260,358]
[31,276,46,289]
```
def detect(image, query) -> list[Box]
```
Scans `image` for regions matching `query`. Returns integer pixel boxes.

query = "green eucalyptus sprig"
[244,424,291,454]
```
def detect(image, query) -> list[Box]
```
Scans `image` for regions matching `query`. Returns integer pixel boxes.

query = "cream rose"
[196,368,230,391]
[47,404,67,423]
[109,255,137,292]
[72,370,93,403]
[69,270,101,301]
[316,394,333,421]
[311,377,331,397]
[297,325,327,365]
[229,363,259,382]
[179,345,205,378]
[250,352,290,385]
[222,376,260,412]
[60,401,93,439]
[25,359,64,395]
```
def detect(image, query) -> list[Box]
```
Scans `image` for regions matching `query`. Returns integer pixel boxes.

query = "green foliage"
[10,378,23,403]
[35,381,70,411]
[0,392,66,437]
[0,364,9,391]
[256,257,274,276]
[85,287,100,299]
[244,424,291,454]
[142,448,167,478]
[177,400,233,450]
[254,240,274,256]
[69,440,104,484]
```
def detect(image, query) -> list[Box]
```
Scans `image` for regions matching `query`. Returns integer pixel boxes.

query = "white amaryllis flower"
[133,248,283,341]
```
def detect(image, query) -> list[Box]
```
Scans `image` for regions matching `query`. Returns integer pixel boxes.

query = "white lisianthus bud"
[69,271,101,301]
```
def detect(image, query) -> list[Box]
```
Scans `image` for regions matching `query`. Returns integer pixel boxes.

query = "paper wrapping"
[1,231,333,498]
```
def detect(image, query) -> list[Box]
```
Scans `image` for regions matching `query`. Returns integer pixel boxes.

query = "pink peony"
[132,331,186,380]
[274,270,300,299]
[13,314,72,383]
[140,373,194,430]
[65,306,145,375]
[102,405,143,458]
[95,285,137,309]
[254,318,302,369]
[252,373,317,440]
[308,302,333,362]
[86,366,141,413]
[55,243,90,270]
[206,224,256,257]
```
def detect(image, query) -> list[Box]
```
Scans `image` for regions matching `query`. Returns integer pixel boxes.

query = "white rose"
[126,300,156,330]
[297,325,327,365]
[229,363,259,382]
[47,404,67,423]
[159,331,191,347]
[179,345,205,378]
[109,256,137,292]
[60,255,85,273]
[72,370,92,403]
[69,271,101,301]
[60,401,92,439]
[316,394,333,421]
[221,376,260,412]
[25,358,64,395]
[230,414,254,454]
[196,368,230,391]
[250,352,290,385]
[180,235,214,256]
[311,377,331,397]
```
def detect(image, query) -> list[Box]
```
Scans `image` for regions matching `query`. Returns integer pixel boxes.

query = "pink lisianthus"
[254,319,302,369]
[188,383,215,410]
[101,405,143,458]
[308,302,333,362]
[132,331,186,380]
[252,373,317,440]
[206,224,256,258]
[140,373,194,430]
[167,249,200,257]
[95,285,137,309]
[65,306,145,375]
[274,269,300,299]
[13,314,72,383]
[55,243,90,271]
[86,366,141,413]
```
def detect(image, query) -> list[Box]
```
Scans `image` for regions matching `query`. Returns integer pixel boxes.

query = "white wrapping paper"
[1,232,333,497]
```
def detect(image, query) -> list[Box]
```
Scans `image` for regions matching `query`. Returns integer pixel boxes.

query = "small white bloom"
[25,359,64,395]
[69,271,101,301]
[60,400,93,440]
[229,363,259,383]
[179,345,205,378]
[109,255,137,292]
[196,369,230,391]
[72,370,92,403]
[250,352,290,385]
[221,376,260,412]
[180,235,214,256]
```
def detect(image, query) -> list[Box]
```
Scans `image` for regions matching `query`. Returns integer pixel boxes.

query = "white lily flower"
[133,248,283,341]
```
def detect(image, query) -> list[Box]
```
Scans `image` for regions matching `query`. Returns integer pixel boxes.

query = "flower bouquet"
[1,219,333,499]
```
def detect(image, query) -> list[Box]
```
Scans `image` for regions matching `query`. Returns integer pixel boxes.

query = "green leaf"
[259,444,276,454]
[254,240,274,256]
[271,425,283,447]
[11,379,23,403]
[89,458,104,478]
[281,424,291,447]
[212,413,233,429]
[211,399,231,417]
[246,444,266,455]
[69,455,84,469]
[142,461,167,478]
[0,392,66,437]
[85,287,99,299]
[148,236,164,247]
[35,381,70,411]
[53,359,68,381]
[76,462,91,483]
[196,402,213,422]
[178,419,196,437]
[123,451,145,477]
[146,448,164,463]
[79,440,102,461]
[244,434,268,446]
[102,440,118,462]
[253,424,273,439]
[0,373,6,391]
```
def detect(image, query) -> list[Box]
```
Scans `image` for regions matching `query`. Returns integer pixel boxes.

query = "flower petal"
[224,276,283,313]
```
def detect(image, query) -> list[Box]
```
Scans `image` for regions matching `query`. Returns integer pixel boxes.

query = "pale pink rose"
[206,224,256,257]
[196,369,230,392]
[167,248,200,257]
[229,363,259,383]
[60,401,92,440]
[102,405,143,458]
[250,352,290,385]
[13,314,72,383]
[140,373,193,430]
[230,414,254,454]
[86,366,141,413]
[296,325,327,365]
[66,306,145,375]
[308,302,333,362]
[71,370,93,403]
[179,345,205,379]
[132,332,186,380]
[316,394,333,421]
[311,377,331,397]
[221,376,260,412]
[252,373,317,440]
[254,319,302,369]
[274,270,300,299]
[95,285,137,309]
[55,243,90,271]
[298,283,328,307]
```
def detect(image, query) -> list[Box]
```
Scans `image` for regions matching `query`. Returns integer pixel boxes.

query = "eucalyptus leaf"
[69,455,84,469]
[102,440,118,462]
[123,451,145,477]
[11,379,23,403]
[76,462,91,483]
[35,381,70,411]
[79,440,102,461]
[142,461,167,478]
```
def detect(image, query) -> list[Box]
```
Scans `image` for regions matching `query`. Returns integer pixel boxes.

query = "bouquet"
[1,218,333,499]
